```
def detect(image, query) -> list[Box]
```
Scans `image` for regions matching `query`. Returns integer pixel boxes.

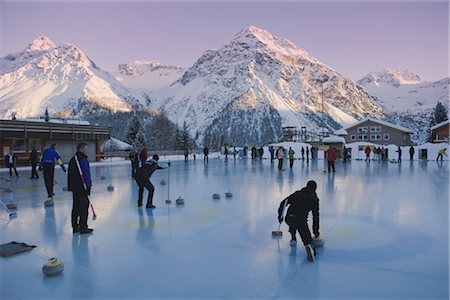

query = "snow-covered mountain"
[113,60,184,91]
[148,26,386,145]
[358,69,449,112]
[0,36,141,119]
[358,69,449,144]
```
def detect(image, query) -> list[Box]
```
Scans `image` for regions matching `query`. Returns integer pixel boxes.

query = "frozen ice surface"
[1,159,448,299]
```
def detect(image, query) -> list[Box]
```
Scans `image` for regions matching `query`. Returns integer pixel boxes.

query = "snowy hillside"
[113,60,184,91]
[148,26,385,146]
[0,36,142,119]
[358,69,449,112]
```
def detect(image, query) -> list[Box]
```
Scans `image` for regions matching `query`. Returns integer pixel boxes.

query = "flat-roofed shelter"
[0,119,111,166]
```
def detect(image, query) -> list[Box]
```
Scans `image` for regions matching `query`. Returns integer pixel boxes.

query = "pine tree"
[433,102,448,125]
[135,128,147,149]
[126,113,143,147]
[181,121,191,151]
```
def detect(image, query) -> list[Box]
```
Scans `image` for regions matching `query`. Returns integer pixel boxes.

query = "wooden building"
[342,118,413,146]
[0,119,111,166]
[431,120,449,143]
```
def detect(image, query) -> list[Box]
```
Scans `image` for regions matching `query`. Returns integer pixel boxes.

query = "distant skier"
[277,146,285,170]
[301,147,305,160]
[269,146,275,163]
[135,154,169,208]
[5,150,19,177]
[258,147,264,159]
[40,144,66,199]
[278,180,320,262]
[288,147,295,169]
[326,146,337,173]
[203,147,209,163]
[306,147,310,162]
[365,146,371,161]
[437,148,447,161]
[396,146,402,162]
[409,146,415,161]
[28,146,39,179]
[68,143,93,234]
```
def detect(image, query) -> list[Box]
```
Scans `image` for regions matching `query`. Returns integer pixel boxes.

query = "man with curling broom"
[277,180,320,262]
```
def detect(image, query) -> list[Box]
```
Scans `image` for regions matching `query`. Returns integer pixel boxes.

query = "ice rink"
[1,158,449,299]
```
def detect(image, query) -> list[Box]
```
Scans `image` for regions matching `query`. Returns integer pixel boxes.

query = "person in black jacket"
[28,146,39,179]
[5,150,19,177]
[68,143,93,234]
[278,180,320,262]
[135,154,169,208]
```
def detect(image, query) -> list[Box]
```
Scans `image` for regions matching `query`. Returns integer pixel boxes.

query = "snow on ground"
[0,159,448,299]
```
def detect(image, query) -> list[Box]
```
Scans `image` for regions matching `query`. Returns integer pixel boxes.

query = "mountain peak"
[233,26,297,51]
[26,36,56,52]
[358,69,422,87]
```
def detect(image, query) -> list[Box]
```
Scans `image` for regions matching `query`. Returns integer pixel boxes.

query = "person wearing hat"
[277,180,320,262]
[135,154,169,208]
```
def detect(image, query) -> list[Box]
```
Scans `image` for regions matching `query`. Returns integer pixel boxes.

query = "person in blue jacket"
[40,143,66,198]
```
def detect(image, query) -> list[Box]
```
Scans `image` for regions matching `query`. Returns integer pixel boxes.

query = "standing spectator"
[233,147,237,160]
[301,147,305,160]
[365,146,371,162]
[28,146,39,179]
[326,146,337,173]
[68,143,93,234]
[203,147,209,163]
[409,146,415,161]
[258,147,264,159]
[224,146,229,161]
[306,147,310,162]
[288,147,295,169]
[437,148,447,161]
[396,146,402,162]
[40,144,66,199]
[385,148,389,161]
[251,146,257,159]
[381,147,386,161]
[311,146,315,160]
[269,146,275,163]
[140,147,148,163]
[5,150,19,177]
[243,146,248,158]
[184,148,189,162]
[129,148,137,178]
[277,146,285,171]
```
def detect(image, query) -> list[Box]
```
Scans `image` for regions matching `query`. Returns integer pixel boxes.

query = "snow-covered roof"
[19,118,91,125]
[322,135,346,144]
[344,118,414,134]
[334,128,348,136]
[431,120,449,131]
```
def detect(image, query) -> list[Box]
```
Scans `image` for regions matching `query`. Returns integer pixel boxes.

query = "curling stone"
[160,180,166,186]
[100,176,106,180]
[62,186,68,191]
[6,202,17,210]
[44,199,54,207]
[225,192,233,198]
[4,188,13,193]
[107,185,114,191]
[175,197,184,205]
[53,180,58,185]
[42,258,64,276]
[311,236,325,248]
[165,199,172,204]
[212,193,221,200]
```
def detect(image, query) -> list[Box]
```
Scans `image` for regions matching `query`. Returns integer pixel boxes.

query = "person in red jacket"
[326,146,337,173]
[365,146,371,162]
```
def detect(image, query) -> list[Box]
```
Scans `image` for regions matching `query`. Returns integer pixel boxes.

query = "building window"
[350,135,356,141]
[370,134,381,140]
[358,134,368,141]
[29,138,41,152]
[383,134,390,141]
[370,126,381,132]
[12,139,25,152]
[358,126,368,133]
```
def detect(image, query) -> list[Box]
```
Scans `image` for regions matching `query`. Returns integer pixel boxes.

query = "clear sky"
[0,0,448,81]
